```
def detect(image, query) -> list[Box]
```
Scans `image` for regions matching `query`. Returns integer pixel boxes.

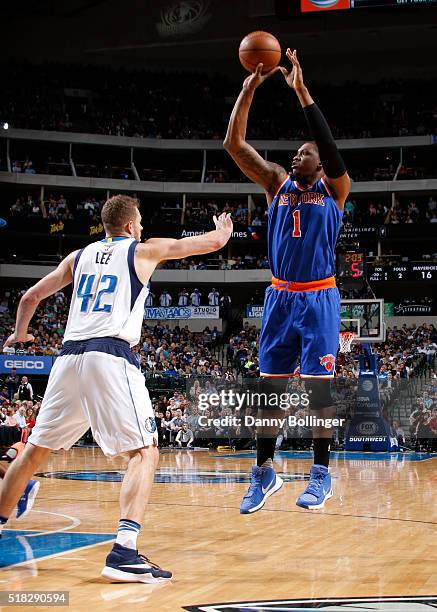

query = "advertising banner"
[246,305,264,318]
[144,306,219,320]
[0,355,54,375]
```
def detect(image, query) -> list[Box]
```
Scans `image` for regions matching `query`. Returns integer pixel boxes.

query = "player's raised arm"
[3,250,77,347]
[142,213,233,263]
[280,49,351,209]
[223,64,288,204]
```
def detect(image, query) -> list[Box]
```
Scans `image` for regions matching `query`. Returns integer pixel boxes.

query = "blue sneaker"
[296,464,333,510]
[16,480,40,520]
[240,465,283,514]
[101,543,172,583]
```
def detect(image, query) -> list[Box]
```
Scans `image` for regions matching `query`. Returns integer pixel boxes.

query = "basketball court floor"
[0,447,436,611]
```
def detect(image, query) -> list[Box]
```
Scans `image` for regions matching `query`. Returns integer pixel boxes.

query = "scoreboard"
[368,263,437,282]
[301,0,437,12]
[337,252,437,282]
[337,252,365,280]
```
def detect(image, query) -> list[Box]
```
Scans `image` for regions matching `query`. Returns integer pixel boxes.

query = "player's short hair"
[101,194,139,234]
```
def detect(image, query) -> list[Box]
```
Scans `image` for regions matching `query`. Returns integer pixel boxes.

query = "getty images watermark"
[188,384,346,438]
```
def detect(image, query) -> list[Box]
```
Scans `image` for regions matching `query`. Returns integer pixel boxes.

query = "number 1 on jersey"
[292,209,301,237]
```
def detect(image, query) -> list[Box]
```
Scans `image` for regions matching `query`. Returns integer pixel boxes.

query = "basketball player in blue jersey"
[224,49,350,513]
[0,195,233,581]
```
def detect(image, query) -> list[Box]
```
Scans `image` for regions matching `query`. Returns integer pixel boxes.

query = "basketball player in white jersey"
[0,195,233,582]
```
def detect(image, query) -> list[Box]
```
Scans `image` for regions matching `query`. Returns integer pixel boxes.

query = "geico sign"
[4,359,44,370]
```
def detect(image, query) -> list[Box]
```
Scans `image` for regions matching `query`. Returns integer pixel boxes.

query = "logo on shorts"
[145,417,157,433]
[319,353,335,372]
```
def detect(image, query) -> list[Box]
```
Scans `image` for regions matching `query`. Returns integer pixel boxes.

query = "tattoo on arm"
[231,145,286,194]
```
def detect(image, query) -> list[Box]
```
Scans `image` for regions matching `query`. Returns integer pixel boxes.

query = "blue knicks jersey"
[268,175,343,282]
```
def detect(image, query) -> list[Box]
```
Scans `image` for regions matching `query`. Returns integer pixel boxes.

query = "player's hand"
[279,49,305,91]
[3,332,35,348]
[213,212,233,239]
[243,63,282,93]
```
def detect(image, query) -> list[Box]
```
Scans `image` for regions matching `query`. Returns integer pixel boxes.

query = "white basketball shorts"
[29,337,157,457]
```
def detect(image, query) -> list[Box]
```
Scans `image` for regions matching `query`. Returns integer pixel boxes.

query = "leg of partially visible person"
[1,353,90,529]
[0,463,6,479]
[0,443,50,532]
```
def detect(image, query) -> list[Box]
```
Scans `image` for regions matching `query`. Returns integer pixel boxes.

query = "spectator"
[15,406,27,429]
[161,409,173,446]
[220,293,232,318]
[176,423,194,448]
[208,288,220,306]
[178,289,189,306]
[190,289,201,306]
[18,376,33,401]
[5,368,19,401]
[159,291,172,307]
[145,291,155,307]
[26,406,37,429]
[5,407,18,427]
[170,408,185,444]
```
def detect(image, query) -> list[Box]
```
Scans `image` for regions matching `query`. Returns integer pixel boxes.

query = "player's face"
[291,144,321,178]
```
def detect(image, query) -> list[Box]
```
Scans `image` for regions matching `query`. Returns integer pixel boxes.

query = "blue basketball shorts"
[259,286,341,378]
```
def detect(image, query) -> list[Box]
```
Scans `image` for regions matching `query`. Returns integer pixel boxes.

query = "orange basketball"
[239,31,281,74]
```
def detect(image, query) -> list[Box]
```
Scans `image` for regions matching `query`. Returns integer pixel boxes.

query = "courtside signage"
[0,355,54,374]
[144,306,219,320]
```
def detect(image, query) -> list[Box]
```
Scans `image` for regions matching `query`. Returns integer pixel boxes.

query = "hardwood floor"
[0,448,436,611]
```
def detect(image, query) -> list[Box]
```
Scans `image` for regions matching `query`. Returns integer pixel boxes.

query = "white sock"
[261,458,273,469]
[116,519,140,550]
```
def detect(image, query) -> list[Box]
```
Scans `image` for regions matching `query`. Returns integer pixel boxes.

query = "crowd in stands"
[0,372,40,448]
[0,288,68,357]
[9,193,105,223]
[342,196,437,226]
[160,255,270,271]
[2,64,436,139]
[147,288,232,310]
[184,199,249,226]
[6,149,436,186]
[7,193,437,236]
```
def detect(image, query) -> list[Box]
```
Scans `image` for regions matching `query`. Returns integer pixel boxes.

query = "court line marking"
[31,498,437,526]
[1,537,115,570]
[6,510,81,538]
[151,502,437,526]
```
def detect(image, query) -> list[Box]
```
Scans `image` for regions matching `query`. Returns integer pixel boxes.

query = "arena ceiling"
[2,0,437,82]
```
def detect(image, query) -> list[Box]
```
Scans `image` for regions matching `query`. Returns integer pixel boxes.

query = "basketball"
[239,31,281,74]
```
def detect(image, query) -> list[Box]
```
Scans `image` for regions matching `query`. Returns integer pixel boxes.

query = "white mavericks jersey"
[64,236,149,346]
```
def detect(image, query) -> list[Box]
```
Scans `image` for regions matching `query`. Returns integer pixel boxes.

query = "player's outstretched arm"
[143,213,233,263]
[3,250,77,347]
[280,49,351,209]
[224,64,287,204]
